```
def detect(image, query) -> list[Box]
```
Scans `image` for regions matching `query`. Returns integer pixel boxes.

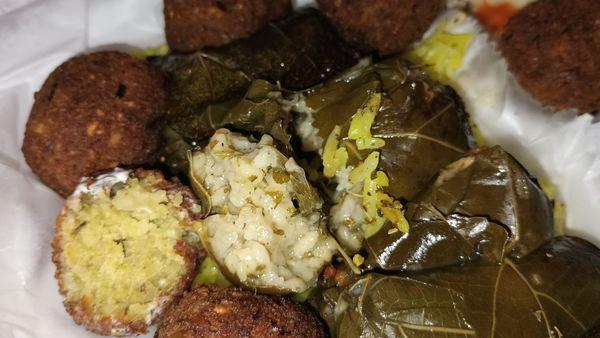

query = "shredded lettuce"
[327,96,411,239]
[539,179,567,236]
[349,152,380,185]
[348,152,409,238]
[323,125,349,178]
[348,93,385,150]
[405,14,473,84]
[362,170,388,238]
[130,44,170,59]
[377,191,409,233]
[470,121,488,146]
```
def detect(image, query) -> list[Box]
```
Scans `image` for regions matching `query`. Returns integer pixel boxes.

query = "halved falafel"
[52,169,203,336]
[500,0,600,114]
[155,286,328,338]
[22,51,166,197]
[164,0,292,53]
[317,0,445,55]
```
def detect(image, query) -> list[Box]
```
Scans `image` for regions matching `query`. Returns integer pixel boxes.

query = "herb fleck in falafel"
[500,0,600,114]
[52,169,203,336]
[156,286,328,338]
[22,51,166,197]
[317,0,445,55]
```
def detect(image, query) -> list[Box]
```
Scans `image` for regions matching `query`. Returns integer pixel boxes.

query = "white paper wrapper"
[0,1,164,337]
[436,10,600,243]
[0,1,597,337]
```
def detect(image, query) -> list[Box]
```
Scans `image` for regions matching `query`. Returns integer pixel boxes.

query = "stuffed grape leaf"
[294,56,474,202]
[160,80,295,177]
[314,236,600,338]
[153,9,359,120]
[364,146,554,272]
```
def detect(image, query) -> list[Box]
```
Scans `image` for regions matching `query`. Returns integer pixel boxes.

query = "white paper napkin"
[0,1,597,337]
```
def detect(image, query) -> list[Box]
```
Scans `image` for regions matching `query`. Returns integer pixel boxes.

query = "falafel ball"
[22,51,166,197]
[164,0,292,53]
[500,0,600,114]
[156,286,328,338]
[52,168,204,336]
[317,0,445,55]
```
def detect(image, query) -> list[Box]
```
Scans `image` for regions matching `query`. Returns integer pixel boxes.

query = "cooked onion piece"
[191,129,336,293]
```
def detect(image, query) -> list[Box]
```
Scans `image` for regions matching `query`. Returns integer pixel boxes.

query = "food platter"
[0,0,598,337]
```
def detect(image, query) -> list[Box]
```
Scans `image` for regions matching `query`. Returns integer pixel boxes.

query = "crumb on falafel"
[156,286,328,338]
[163,0,292,53]
[52,168,203,336]
[317,0,446,55]
[500,0,600,114]
[22,51,166,197]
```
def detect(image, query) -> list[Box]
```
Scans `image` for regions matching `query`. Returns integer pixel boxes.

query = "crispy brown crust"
[52,169,204,336]
[164,0,292,53]
[317,0,445,55]
[500,0,600,114]
[155,286,329,338]
[22,52,166,197]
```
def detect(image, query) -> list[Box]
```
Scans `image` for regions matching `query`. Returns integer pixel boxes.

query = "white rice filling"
[329,166,370,252]
[292,115,373,251]
[290,65,379,252]
[192,129,336,292]
[291,94,324,153]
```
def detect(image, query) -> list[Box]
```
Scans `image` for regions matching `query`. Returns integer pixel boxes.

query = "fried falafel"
[52,169,204,336]
[164,0,292,53]
[155,286,328,338]
[500,0,600,114]
[317,0,445,55]
[22,51,166,197]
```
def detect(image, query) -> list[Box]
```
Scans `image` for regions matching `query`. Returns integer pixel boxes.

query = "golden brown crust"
[500,0,600,114]
[22,52,166,197]
[163,0,292,53]
[317,0,445,55]
[52,169,203,336]
[155,286,329,338]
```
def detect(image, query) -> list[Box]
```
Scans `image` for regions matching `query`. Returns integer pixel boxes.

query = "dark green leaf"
[411,146,554,259]
[169,79,292,149]
[160,125,193,177]
[187,150,211,218]
[364,216,509,272]
[364,146,553,272]
[314,236,600,338]
[166,99,238,147]
[289,171,323,215]
[157,52,249,119]
[217,80,293,151]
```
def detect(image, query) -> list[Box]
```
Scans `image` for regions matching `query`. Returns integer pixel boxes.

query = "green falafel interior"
[53,169,202,335]
[191,129,337,294]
